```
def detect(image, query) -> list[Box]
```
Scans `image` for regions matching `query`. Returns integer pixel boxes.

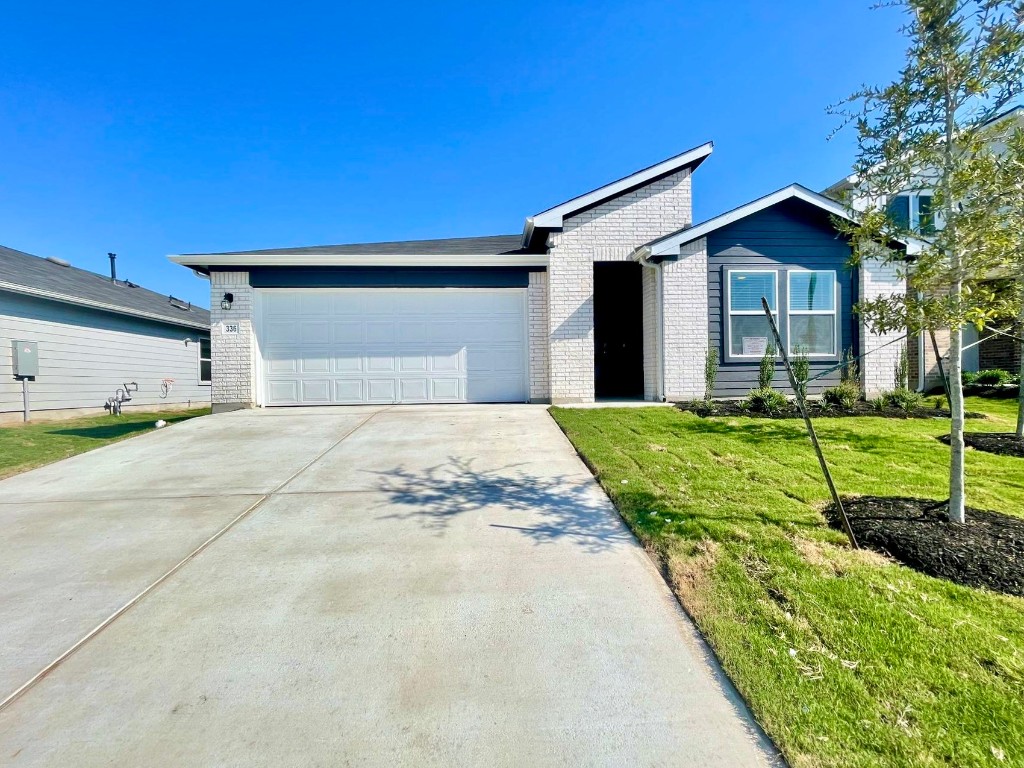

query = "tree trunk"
[948,322,967,523]
[1017,284,1024,438]
[1015,280,1024,438]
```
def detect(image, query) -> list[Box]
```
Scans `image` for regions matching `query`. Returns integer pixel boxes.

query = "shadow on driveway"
[371,457,630,553]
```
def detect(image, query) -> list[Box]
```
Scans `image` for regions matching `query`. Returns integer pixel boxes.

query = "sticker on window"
[742,336,768,356]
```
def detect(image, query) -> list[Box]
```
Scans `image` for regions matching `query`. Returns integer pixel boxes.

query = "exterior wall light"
[221,292,234,310]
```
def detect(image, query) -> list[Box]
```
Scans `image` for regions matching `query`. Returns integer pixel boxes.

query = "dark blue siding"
[706,199,857,398]
[246,266,541,289]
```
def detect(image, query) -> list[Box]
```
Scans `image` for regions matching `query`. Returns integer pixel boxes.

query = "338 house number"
[222,323,240,335]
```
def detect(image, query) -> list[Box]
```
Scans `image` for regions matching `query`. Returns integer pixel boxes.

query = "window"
[198,337,212,384]
[787,270,837,356]
[728,270,778,357]
[886,193,936,234]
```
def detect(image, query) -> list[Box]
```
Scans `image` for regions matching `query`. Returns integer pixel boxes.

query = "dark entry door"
[594,262,644,398]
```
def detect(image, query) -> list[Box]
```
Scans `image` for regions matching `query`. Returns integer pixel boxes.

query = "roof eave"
[169,252,550,271]
[0,281,210,330]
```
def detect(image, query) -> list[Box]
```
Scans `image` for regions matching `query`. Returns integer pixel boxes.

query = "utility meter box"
[12,340,38,378]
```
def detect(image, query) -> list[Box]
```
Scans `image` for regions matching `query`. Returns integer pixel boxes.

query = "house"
[171,143,902,411]
[1,245,211,423]
[824,106,1024,392]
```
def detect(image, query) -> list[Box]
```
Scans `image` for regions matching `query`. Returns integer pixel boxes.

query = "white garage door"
[256,289,528,405]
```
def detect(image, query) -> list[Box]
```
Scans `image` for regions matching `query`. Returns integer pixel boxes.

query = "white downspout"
[635,246,666,401]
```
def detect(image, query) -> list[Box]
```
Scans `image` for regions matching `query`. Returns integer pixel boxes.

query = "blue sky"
[0,1,907,307]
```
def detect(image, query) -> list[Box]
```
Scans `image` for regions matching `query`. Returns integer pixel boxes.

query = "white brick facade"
[528,271,551,401]
[662,238,708,400]
[859,259,906,398]
[547,168,694,403]
[209,270,256,412]
[641,266,660,401]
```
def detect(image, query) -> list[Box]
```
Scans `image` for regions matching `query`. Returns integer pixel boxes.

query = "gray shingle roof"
[192,234,530,257]
[0,245,210,330]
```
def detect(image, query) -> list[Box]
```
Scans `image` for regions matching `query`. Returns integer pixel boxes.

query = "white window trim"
[786,269,839,358]
[888,191,940,232]
[726,268,779,360]
[198,336,212,385]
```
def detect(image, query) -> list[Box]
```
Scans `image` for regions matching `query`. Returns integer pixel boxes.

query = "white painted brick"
[859,260,906,398]
[528,271,551,401]
[209,270,256,410]
[663,238,708,400]
[547,167,693,403]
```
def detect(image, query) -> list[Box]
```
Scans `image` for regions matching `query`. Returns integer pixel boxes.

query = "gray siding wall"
[1,291,211,414]
[707,200,857,398]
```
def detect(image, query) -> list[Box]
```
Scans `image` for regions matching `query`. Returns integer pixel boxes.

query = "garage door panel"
[334,379,364,402]
[367,379,397,401]
[266,321,300,345]
[267,380,299,404]
[333,321,363,344]
[332,350,363,373]
[258,289,526,405]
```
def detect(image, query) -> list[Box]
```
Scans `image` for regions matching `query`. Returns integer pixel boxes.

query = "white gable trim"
[528,142,713,230]
[635,184,925,260]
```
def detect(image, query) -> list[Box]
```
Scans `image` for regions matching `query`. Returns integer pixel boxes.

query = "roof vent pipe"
[108,252,117,282]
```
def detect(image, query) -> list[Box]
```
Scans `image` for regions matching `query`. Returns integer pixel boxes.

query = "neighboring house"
[171,143,903,411]
[1,245,211,423]
[824,105,1024,392]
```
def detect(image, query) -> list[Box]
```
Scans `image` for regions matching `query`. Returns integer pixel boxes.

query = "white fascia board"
[0,281,210,331]
[168,253,549,269]
[531,142,714,228]
[645,185,862,257]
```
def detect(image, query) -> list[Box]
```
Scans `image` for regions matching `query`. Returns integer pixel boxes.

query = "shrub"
[704,346,719,402]
[869,396,886,411]
[743,387,790,415]
[962,370,980,386]
[822,380,861,410]
[934,395,948,410]
[840,348,860,386]
[974,369,1014,386]
[758,343,777,390]
[791,346,810,401]
[894,346,909,390]
[883,387,923,413]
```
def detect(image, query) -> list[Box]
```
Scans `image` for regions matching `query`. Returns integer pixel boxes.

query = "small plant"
[974,369,1014,386]
[704,345,719,402]
[962,370,980,387]
[894,345,909,390]
[758,343,777,390]
[823,380,861,410]
[934,395,948,410]
[840,347,860,387]
[743,387,790,415]
[883,387,923,413]
[791,345,810,401]
[869,396,886,412]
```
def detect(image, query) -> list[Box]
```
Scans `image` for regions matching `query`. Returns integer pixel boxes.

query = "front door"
[594,262,644,398]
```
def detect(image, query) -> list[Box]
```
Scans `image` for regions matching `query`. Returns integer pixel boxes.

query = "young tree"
[831,0,1024,522]
[953,120,1024,436]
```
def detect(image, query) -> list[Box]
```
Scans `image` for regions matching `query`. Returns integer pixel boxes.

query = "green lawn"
[0,408,211,479]
[551,397,1024,768]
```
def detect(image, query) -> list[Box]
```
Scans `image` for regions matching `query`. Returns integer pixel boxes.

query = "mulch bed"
[677,400,985,421]
[825,496,1024,597]
[938,432,1024,458]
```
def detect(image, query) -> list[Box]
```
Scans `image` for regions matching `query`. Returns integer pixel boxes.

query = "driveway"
[0,405,778,766]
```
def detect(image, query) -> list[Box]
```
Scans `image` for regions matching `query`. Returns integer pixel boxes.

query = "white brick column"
[547,230,594,403]
[528,271,551,402]
[641,266,661,401]
[662,238,708,400]
[209,270,256,412]
[859,260,906,397]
